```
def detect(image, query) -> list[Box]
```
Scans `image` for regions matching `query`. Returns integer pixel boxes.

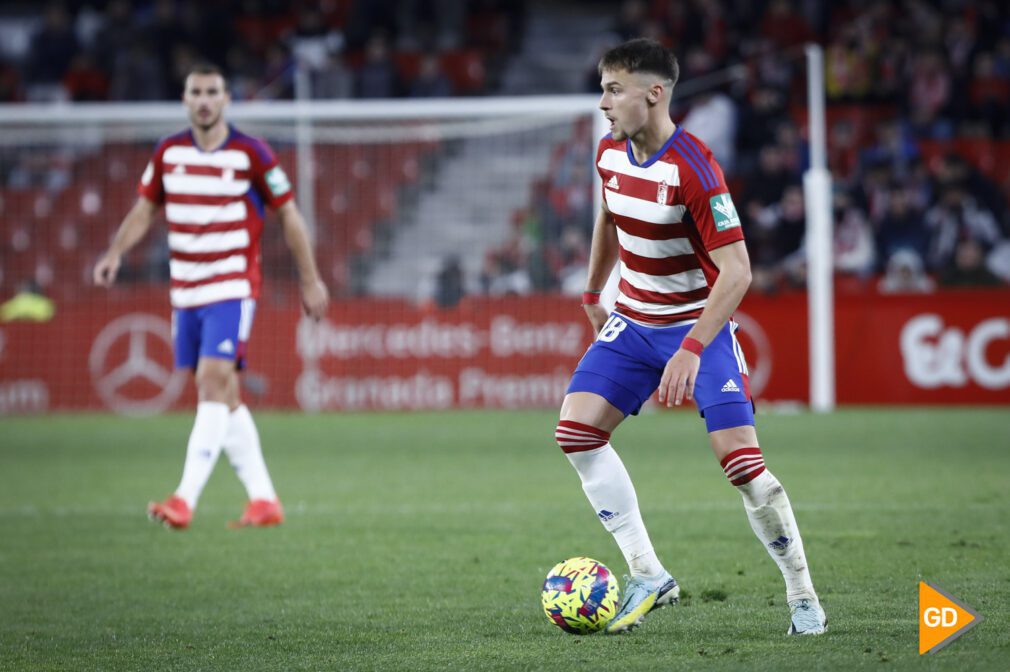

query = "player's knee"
[195,363,232,400]
[555,420,610,453]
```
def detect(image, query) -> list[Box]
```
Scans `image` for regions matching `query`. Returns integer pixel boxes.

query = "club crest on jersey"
[657,180,668,204]
[606,175,620,191]
[710,193,741,231]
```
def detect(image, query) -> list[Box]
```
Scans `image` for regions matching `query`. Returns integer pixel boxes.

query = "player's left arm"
[658,241,751,406]
[276,200,329,320]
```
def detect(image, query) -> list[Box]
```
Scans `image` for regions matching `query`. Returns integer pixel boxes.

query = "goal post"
[804,43,836,413]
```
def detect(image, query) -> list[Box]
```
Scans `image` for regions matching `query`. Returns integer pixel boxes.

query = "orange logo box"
[919,581,983,655]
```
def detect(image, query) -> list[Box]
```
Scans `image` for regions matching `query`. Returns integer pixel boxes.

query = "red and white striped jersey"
[596,126,744,325]
[137,125,294,309]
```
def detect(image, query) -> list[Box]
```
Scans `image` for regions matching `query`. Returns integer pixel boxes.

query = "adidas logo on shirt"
[606,175,620,190]
[217,339,235,354]
[721,378,740,393]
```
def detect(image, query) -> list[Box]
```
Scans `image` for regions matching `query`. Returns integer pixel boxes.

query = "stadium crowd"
[480,0,1010,296]
[1,0,1008,299]
[1,0,521,103]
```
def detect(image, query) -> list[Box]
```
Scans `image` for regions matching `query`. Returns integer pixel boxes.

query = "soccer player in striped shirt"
[94,64,329,529]
[555,39,826,635]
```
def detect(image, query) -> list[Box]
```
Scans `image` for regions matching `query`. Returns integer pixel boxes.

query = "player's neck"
[191,120,229,152]
[629,119,676,165]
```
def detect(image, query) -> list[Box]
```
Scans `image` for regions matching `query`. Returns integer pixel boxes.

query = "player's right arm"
[582,203,618,334]
[93,197,158,287]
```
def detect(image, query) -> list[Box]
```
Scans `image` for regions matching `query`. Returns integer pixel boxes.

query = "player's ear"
[647,82,662,106]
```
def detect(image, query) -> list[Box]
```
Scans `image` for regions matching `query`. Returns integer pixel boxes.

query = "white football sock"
[737,469,817,603]
[175,401,229,509]
[222,404,277,501]
[567,443,666,582]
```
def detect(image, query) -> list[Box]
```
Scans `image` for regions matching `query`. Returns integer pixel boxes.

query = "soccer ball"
[541,556,620,634]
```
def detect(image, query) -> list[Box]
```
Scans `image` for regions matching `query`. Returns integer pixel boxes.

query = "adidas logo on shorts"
[721,378,740,393]
[217,339,235,354]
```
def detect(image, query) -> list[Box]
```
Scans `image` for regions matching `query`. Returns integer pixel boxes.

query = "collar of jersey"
[188,124,236,153]
[626,126,682,168]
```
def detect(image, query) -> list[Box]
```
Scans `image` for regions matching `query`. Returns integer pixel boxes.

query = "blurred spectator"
[0,58,23,102]
[679,50,737,172]
[552,225,589,296]
[26,2,78,101]
[760,0,813,50]
[147,0,192,86]
[968,52,1010,137]
[612,0,648,42]
[877,249,936,294]
[925,185,1002,271]
[747,185,806,292]
[92,0,134,83]
[833,191,875,276]
[479,234,531,297]
[434,254,465,307]
[907,50,953,138]
[396,0,465,51]
[939,239,1003,287]
[825,34,872,101]
[62,52,109,101]
[681,90,737,171]
[874,184,930,270]
[409,54,453,97]
[355,33,402,98]
[110,42,167,101]
[312,53,354,99]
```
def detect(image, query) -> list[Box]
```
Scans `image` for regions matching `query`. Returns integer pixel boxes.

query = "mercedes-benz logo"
[89,313,186,416]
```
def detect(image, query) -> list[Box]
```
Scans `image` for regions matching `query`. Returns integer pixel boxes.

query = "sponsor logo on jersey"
[710,193,741,231]
[721,378,740,393]
[657,179,668,204]
[606,175,620,191]
[265,166,291,197]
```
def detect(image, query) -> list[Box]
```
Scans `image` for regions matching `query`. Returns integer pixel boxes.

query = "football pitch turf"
[1,408,1008,671]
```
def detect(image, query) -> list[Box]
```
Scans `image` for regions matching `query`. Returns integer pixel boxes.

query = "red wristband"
[681,337,704,356]
[581,291,602,305]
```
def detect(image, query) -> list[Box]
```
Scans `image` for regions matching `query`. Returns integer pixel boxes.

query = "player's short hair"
[186,63,228,89]
[598,38,679,88]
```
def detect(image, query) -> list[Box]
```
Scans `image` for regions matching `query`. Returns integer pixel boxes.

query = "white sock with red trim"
[722,448,816,603]
[223,404,277,501]
[557,421,666,581]
[175,401,229,509]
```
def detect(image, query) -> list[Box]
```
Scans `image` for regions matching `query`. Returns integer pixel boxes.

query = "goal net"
[0,97,603,414]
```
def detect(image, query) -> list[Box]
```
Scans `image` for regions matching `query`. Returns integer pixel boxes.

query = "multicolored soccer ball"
[541,556,620,634]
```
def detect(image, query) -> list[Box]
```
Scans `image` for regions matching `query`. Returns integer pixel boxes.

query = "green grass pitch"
[1,408,1008,671]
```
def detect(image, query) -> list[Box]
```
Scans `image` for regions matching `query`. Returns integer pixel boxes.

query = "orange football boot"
[147,495,192,529]
[230,499,284,528]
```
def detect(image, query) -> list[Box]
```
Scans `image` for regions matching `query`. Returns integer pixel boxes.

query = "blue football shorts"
[567,311,754,432]
[171,298,256,370]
